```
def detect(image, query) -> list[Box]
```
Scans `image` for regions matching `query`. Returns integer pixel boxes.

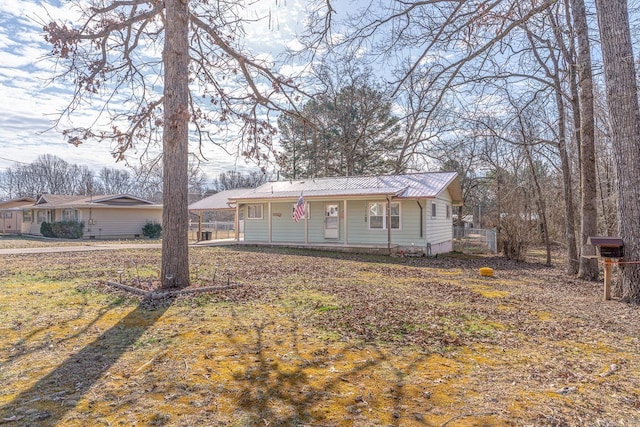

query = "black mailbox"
[587,236,624,259]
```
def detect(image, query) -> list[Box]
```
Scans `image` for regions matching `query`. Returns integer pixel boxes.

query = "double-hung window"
[62,208,78,221]
[368,202,400,230]
[247,204,263,220]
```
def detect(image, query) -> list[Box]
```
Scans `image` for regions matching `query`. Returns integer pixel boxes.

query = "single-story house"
[0,197,36,234]
[227,172,463,255]
[20,194,163,239]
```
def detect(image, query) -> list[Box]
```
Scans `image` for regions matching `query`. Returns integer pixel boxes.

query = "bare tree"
[96,167,134,195]
[570,0,599,281]
[211,170,267,192]
[44,1,303,288]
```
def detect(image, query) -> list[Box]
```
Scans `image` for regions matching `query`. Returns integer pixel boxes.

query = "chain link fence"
[453,227,497,254]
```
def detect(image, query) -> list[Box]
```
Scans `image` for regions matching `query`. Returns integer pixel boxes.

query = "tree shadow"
[0,296,174,426]
[215,307,433,426]
[1,294,125,367]
[228,244,554,272]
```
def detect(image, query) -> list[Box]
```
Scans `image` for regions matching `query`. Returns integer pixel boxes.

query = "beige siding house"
[20,194,162,238]
[0,197,36,234]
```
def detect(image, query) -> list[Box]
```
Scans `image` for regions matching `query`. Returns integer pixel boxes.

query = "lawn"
[0,239,638,426]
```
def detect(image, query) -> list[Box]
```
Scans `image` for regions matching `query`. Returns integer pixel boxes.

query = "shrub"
[142,222,162,239]
[41,221,84,239]
[40,221,54,237]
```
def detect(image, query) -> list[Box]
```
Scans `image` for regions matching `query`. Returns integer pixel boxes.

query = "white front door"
[324,204,339,239]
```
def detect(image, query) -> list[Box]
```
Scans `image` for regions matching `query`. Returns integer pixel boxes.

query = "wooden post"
[603,258,612,301]
[234,204,239,241]
[197,212,202,242]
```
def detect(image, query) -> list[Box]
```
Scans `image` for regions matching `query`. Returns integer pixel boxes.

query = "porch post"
[343,199,348,246]
[197,211,202,242]
[268,202,272,243]
[304,201,309,244]
[234,204,239,241]
[386,196,392,254]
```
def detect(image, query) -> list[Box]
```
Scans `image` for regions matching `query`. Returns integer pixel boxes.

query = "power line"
[0,156,29,165]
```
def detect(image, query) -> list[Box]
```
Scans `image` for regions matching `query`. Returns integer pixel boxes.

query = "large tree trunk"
[161,0,190,288]
[572,0,599,281]
[595,0,640,303]
[555,87,579,274]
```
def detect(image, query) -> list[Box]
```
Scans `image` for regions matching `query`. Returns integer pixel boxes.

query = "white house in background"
[0,197,36,234]
[227,172,463,255]
[20,194,163,239]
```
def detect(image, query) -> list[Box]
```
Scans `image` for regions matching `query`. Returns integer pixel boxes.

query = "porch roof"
[230,172,462,205]
[188,188,252,211]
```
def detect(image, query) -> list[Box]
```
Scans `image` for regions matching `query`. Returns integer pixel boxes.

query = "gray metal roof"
[188,188,253,211]
[230,172,462,204]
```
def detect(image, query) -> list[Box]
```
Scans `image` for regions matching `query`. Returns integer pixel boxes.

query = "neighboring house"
[0,197,36,234]
[228,172,463,255]
[20,194,162,239]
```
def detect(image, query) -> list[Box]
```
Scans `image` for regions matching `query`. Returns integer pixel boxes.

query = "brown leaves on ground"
[0,244,639,426]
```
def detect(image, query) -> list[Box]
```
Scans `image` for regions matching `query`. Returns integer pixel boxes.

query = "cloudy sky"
[0,0,314,179]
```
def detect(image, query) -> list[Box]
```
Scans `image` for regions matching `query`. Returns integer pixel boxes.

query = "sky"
[0,0,313,181]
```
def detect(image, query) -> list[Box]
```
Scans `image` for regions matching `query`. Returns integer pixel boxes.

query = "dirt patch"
[0,245,638,426]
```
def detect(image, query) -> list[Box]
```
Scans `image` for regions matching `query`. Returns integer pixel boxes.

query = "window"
[36,210,47,224]
[368,202,400,230]
[36,210,55,223]
[431,202,437,218]
[2,212,12,219]
[247,204,263,219]
[23,210,33,222]
[446,204,451,219]
[62,209,78,221]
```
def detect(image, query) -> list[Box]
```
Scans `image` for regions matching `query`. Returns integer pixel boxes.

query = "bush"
[142,222,162,239]
[40,221,84,239]
[40,221,54,237]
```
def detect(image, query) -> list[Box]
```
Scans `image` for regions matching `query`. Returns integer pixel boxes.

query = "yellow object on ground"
[479,267,494,277]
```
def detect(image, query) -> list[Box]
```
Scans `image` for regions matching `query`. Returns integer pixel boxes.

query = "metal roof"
[188,188,253,211]
[230,172,462,204]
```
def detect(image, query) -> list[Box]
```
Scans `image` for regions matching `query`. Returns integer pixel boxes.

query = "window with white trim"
[23,210,33,222]
[247,204,263,219]
[446,204,451,219]
[368,202,400,230]
[62,208,78,221]
[36,210,47,223]
[431,202,437,218]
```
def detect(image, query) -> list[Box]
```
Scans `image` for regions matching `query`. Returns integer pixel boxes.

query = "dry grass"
[0,238,639,426]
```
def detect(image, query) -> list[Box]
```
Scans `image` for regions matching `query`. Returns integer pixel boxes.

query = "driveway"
[0,243,163,255]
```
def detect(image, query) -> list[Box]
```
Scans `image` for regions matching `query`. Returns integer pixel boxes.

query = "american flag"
[293,193,305,222]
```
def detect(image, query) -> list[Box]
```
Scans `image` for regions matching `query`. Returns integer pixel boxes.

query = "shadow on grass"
[227,244,555,272]
[1,295,126,368]
[215,307,432,426]
[0,296,174,426]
